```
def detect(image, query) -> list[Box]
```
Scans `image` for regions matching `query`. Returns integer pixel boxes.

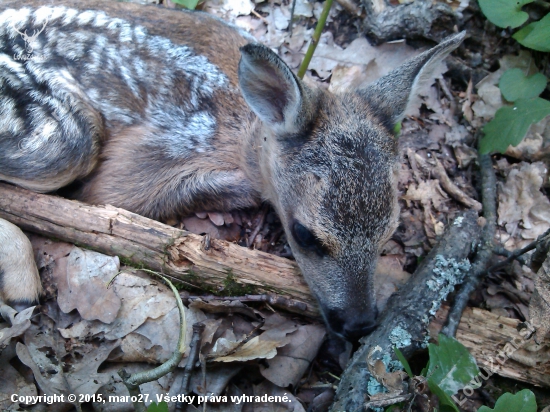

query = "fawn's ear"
[238,44,309,133]
[360,31,466,129]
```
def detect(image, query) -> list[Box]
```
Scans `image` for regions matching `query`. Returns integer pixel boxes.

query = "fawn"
[0,0,465,340]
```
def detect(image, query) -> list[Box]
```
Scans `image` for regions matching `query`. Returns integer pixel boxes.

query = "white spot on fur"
[0,8,31,35]
[76,10,95,25]
[92,11,110,28]
[61,8,78,25]
[0,97,24,134]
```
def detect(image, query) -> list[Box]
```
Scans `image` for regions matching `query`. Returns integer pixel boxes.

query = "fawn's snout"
[326,306,379,341]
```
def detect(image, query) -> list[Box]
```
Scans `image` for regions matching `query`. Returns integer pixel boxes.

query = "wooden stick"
[0,183,318,317]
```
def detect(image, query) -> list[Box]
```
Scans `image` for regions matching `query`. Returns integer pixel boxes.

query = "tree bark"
[361,0,459,44]
[0,183,318,317]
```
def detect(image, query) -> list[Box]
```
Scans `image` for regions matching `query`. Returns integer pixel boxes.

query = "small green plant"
[170,0,200,10]
[393,335,538,411]
[146,401,169,412]
[477,0,550,154]
[478,389,537,412]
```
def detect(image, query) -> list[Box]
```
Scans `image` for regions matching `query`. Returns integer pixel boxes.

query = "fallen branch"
[442,153,496,337]
[330,210,481,411]
[0,183,318,317]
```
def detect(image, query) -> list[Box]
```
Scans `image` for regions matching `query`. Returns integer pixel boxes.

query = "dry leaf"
[261,324,326,387]
[32,238,121,323]
[498,162,550,242]
[16,333,118,404]
[0,305,35,348]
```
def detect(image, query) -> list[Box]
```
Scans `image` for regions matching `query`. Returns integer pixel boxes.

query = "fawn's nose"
[325,307,379,341]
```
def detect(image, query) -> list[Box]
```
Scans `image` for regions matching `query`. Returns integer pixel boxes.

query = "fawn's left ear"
[360,31,466,130]
[238,43,312,134]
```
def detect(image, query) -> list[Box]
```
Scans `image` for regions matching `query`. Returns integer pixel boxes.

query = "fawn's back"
[0,0,465,340]
[0,0,259,220]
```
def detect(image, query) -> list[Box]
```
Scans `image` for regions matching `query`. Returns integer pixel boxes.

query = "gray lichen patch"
[453,216,464,227]
[426,255,471,316]
[389,326,412,348]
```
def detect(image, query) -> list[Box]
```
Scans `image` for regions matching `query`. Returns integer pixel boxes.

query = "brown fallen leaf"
[32,237,121,323]
[210,313,298,362]
[17,329,118,405]
[261,323,326,387]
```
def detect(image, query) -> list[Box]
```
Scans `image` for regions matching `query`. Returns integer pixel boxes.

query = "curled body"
[0,0,464,340]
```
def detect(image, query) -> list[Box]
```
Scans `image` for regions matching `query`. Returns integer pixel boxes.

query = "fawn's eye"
[292,221,317,249]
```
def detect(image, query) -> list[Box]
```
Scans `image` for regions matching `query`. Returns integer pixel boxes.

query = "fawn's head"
[238,33,465,340]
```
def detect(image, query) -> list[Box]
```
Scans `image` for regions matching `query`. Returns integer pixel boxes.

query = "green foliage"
[480,97,550,153]
[478,0,534,28]
[147,402,169,412]
[513,13,550,52]
[427,334,480,399]
[477,389,537,412]
[499,69,548,101]
[170,0,200,10]
[478,0,550,154]
[393,347,413,378]
[427,380,460,412]
[386,337,538,411]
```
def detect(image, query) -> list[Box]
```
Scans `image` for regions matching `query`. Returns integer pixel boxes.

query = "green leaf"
[393,347,414,378]
[427,380,460,412]
[170,0,200,9]
[427,334,479,398]
[513,13,550,52]
[478,0,534,28]
[479,97,550,154]
[477,389,537,412]
[499,69,548,101]
[147,402,169,412]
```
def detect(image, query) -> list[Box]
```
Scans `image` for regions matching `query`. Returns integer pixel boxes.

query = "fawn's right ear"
[238,44,309,134]
[359,31,466,131]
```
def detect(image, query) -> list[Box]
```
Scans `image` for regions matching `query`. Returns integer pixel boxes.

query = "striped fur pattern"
[0,0,464,339]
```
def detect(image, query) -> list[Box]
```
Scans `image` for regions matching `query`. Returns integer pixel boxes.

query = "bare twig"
[412,150,482,211]
[175,322,206,411]
[289,0,297,36]
[493,246,527,266]
[441,153,496,337]
[489,228,550,273]
[186,293,309,313]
